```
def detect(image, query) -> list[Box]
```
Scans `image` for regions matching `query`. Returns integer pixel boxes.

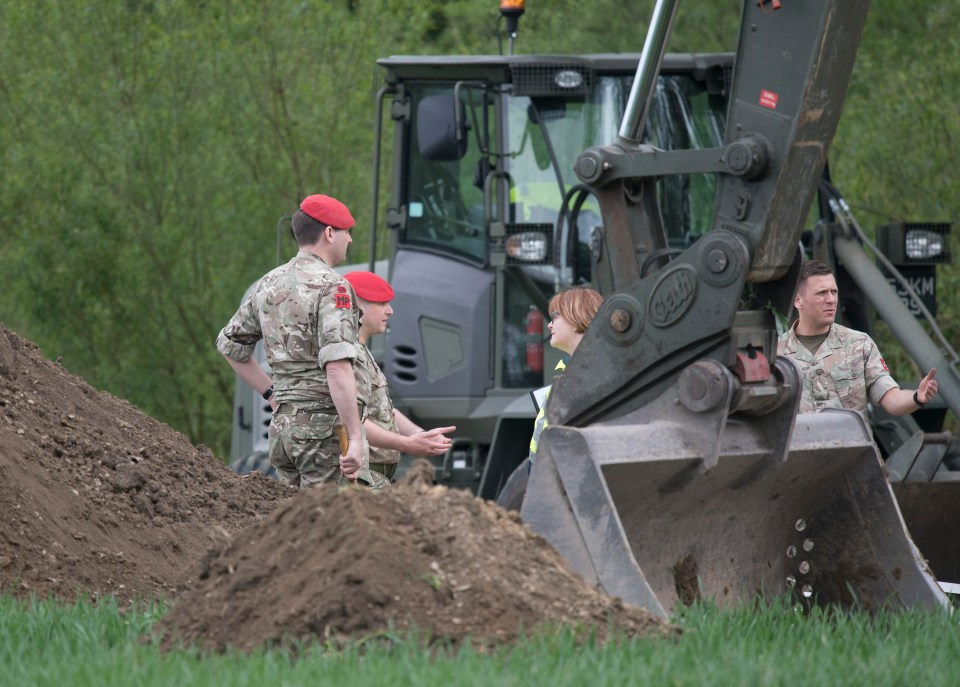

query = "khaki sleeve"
[864,335,899,405]
[353,345,374,416]
[216,292,261,362]
[317,279,362,367]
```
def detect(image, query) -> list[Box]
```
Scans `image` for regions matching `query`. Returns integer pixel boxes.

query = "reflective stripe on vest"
[528,359,567,457]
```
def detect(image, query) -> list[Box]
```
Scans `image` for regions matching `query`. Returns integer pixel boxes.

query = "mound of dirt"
[0,324,295,602]
[157,481,671,651]
[0,323,669,648]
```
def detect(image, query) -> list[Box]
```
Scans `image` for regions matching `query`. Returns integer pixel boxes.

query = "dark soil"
[156,481,671,652]
[0,324,294,602]
[0,323,670,650]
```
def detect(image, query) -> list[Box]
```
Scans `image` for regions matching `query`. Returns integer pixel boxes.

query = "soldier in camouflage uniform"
[777,260,938,421]
[217,194,384,488]
[344,271,455,481]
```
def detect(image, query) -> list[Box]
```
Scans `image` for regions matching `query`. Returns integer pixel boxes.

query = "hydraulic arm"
[521,0,947,617]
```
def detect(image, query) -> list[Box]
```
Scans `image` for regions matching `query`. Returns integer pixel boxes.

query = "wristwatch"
[912,390,925,408]
[262,386,274,401]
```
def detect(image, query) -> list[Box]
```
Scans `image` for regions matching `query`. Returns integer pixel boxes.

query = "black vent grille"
[390,345,419,383]
[722,64,734,96]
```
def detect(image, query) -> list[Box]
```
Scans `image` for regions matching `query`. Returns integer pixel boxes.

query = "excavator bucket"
[523,387,947,618]
[893,482,960,586]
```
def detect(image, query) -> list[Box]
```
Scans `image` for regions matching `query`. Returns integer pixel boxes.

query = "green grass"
[1,595,958,686]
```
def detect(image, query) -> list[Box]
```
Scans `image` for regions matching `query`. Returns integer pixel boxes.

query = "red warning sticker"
[759,89,779,110]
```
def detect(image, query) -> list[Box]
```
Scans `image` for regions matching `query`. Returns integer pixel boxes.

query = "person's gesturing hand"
[916,368,938,405]
[406,426,456,456]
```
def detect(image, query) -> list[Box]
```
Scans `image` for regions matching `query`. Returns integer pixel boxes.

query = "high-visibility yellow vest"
[528,359,567,457]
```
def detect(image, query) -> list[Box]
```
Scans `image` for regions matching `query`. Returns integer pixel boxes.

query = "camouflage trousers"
[268,407,387,489]
[369,461,398,481]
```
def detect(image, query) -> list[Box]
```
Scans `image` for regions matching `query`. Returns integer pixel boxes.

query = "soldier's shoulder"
[834,323,873,346]
[832,323,861,336]
[314,259,344,279]
[284,257,346,289]
[250,264,283,291]
[833,324,881,361]
[777,326,798,353]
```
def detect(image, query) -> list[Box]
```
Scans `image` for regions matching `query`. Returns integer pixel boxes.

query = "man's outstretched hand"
[406,426,456,457]
[917,368,939,405]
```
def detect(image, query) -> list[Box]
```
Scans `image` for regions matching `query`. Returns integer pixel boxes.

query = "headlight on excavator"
[876,222,952,266]
[506,231,548,262]
[875,222,952,319]
[905,229,945,261]
[554,69,584,90]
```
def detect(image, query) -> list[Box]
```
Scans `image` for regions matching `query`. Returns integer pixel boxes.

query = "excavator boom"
[521,0,948,616]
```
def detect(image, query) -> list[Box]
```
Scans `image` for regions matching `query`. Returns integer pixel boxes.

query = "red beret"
[300,194,355,230]
[344,271,395,302]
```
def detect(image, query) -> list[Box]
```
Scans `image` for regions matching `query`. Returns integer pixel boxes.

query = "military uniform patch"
[335,292,351,309]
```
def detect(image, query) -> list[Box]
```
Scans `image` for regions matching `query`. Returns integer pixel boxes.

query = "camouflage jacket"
[355,343,401,465]
[777,322,899,418]
[216,250,363,408]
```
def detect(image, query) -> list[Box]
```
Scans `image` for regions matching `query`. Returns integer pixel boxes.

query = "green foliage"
[831,0,960,387]
[0,0,956,454]
[0,0,436,454]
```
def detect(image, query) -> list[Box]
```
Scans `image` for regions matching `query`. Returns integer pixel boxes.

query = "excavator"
[228,0,959,616]
[515,0,954,617]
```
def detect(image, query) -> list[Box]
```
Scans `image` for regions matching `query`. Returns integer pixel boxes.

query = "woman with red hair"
[528,287,603,460]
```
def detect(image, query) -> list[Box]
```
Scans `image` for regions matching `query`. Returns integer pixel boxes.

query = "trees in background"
[0,0,434,451]
[0,0,956,455]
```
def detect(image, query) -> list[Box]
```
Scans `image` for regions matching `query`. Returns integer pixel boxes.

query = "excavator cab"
[370,52,732,495]
[230,54,733,492]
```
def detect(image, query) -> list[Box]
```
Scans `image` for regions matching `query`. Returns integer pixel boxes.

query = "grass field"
[1,594,958,686]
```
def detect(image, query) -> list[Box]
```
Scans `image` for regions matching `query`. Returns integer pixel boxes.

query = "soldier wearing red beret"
[217,194,385,488]
[344,271,455,480]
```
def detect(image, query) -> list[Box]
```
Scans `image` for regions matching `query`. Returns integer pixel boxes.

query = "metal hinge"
[391,98,411,121]
[386,206,407,231]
